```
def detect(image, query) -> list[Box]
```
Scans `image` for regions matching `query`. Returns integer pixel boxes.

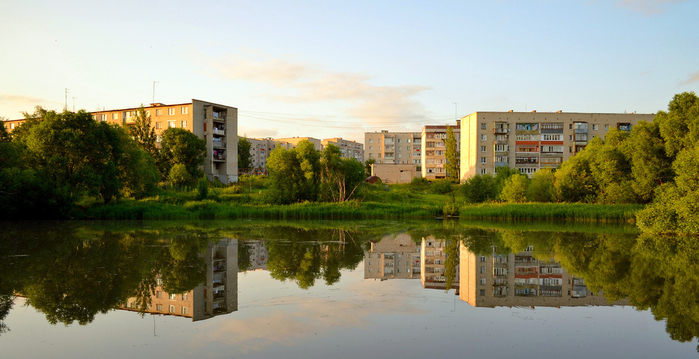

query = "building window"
[378,139,381,143]
[181,120,187,128]
[593,124,598,130]
[480,278,486,284]
[481,134,487,141]
[569,146,572,153]
[156,304,163,311]
[100,114,107,121]
[112,113,118,120]
[480,256,486,262]
[569,124,572,129]
[480,266,485,273]
[145,110,150,116]
[407,139,411,143]
[397,139,401,143]
[181,107,188,115]
[156,135,162,143]
[480,146,486,152]
[156,109,162,116]
[168,121,175,128]
[480,168,487,174]
[369,139,372,143]
[169,305,175,313]
[605,124,610,130]
[480,157,486,164]
[181,294,188,301]
[169,293,177,300]
[181,306,189,315]
[155,291,162,298]
[481,123,486,130]
[168,108,175,115]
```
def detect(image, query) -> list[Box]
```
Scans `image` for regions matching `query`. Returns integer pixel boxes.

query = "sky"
[1,0,697,142]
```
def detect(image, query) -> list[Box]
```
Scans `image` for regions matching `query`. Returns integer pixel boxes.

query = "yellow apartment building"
[459,111,654,181]
[421,124,460,180]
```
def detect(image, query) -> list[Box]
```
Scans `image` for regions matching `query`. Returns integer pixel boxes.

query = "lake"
[1,220,697,358]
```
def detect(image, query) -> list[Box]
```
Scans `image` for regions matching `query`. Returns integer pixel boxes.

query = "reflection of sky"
[4,261,697,359]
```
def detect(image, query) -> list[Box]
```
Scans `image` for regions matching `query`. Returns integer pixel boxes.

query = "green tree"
[158,128,206,181]
[625,120,673,202]
[500,173,529,203]
[461,174,497,203]
[237,136,253,171]
[266,140,321,204]
[320,144,365,202]
[445,125,460,183]
[555,150,598,202]
[169,163,192,186]
[129,105,158,157]
[526,168,556,202]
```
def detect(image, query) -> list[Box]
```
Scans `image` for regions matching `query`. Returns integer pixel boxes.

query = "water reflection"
[1,221,699,352]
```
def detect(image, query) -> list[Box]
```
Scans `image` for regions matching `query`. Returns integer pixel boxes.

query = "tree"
[237,136,253,171]
[445,125,460,183]
[158,128,206,182]
[266,140,321,204]
[625,120,673,202]
[129,105,158,158]
[500,173,529,203]
[320,144,365,202]
[169,163,192,186]
[461,174,497,203]
[526,168,556,202]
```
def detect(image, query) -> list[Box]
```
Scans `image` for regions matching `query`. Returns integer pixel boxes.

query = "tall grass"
[458,203,643,222]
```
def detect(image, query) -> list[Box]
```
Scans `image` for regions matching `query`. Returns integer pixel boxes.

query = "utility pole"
[64,88,69,110]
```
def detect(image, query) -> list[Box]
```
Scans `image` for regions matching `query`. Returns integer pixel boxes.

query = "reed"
[458,203,643,222]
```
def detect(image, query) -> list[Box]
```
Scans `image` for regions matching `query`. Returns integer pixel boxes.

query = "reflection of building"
[244,240,269,271]
[459,243,628,307]
[122,239,238,321]
[364,234,421,280]
[421,237,459,290]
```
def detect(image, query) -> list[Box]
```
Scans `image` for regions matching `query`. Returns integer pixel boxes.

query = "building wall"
[321,138,365,162]
[275,137,322,151]
[371,163,420,184]
[364,234,420,280]
[365,131,421,165]
[421,124,460,180]
[459,111,655,182]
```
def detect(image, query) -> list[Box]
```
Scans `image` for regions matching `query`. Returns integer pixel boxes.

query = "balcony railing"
[213,142,225,149]
[213,128,225,136]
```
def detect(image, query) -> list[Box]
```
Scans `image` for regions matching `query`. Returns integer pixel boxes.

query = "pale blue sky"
[1,0,697,141]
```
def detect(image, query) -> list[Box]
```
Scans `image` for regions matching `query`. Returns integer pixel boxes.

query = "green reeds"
[457,203,643,222]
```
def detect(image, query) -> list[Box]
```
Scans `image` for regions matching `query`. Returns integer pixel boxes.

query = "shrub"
[169,164,192,186]
[196,177,209,200]
[431,179,453,194]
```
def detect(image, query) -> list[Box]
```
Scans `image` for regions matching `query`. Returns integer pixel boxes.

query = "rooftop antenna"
[64,88,70,110]
[72,97,77,112]
[152,81,158,104]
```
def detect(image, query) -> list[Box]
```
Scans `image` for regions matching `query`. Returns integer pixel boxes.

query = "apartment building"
[321,138,365,162]
[244,137,293,173]
[421,124,460,180]
[121,239,239,321]
[365,130,422,165]
[421,237,459,291]
[459,111,654,181]
[364,234,421,280]
[274,136,322,151]
[458,243,629,308]
[92,99,239,184]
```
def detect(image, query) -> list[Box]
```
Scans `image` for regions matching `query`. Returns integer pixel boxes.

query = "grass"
[457,203,643,222]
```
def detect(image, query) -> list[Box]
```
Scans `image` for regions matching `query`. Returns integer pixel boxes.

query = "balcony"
[213,128,225,136]
[213,141,225,149]
[213,154,226,162]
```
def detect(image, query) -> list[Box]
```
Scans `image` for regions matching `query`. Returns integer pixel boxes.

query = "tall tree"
[444,125,460,183]
[320,144,364,202]
[158,128,206,182]
[237,136,253,171]
[129,106,158,157]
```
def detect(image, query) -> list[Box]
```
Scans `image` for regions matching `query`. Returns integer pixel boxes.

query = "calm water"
[1,220,697,358]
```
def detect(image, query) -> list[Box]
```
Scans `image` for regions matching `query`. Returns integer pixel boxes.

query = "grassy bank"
[457,203,643,222]
[86,197,643,222]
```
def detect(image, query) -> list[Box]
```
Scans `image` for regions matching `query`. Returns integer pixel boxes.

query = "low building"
[370,163,420,184]
[365,130,422,165]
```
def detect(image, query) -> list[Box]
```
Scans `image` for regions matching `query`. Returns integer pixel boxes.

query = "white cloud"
[210,51,432,133]
[679,70,699,85]
[616,0,687,14]
[0,94,61,119]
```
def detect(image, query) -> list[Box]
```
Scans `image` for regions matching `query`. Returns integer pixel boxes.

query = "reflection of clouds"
[616,0,686,14]
[192,277,428,354]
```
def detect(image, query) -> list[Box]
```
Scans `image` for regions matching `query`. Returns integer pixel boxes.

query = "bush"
[431,179,453,194]
[169,164,192,186]
[196,177,209,200]
[410,177,430,191]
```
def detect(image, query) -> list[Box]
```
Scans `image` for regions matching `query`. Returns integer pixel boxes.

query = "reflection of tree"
[160,234,207,294]
[238,241,253,272]
[0,295,13,336]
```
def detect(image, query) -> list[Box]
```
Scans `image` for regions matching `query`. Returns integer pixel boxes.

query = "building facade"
[274,137,322,151]
[244,137,293,173]
[364,234,421,280]
[421,124,460,180]
[321,138,365,162]
[92,99,239,184]
[365,130,422,165]
[459,111,654,181]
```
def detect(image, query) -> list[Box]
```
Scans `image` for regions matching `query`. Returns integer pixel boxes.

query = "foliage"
[461,174,497,203]
[158,128,206,181]
[196,177,209,200]
[266,140,321,204]
[169,164,192,187]
[500,174,528,203]
[445,125,460,183]
[129,105,158,158]
[431,179,453,194]
[526,168,557,202]
[410,176,430,191]
[320,144,365,202]
[237,136,253,170]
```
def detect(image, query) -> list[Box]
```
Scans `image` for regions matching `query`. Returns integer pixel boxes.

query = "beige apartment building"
[458,243,629,308]
[321,138,365,162]
[421,237,459,291]
[365,130,422,165]
[364,234,421,280]
[459,111,654,181]
[421,124,460,180]
[244,137,293,173]
[92,99,239,184]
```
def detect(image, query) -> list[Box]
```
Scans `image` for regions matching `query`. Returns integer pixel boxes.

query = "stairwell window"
[168,108,175,115]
